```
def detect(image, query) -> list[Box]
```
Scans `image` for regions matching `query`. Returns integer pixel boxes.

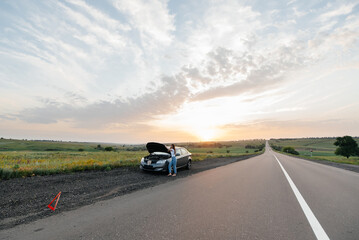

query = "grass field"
[0,138,129,152]
[0,138,265,179]
[269,138,359,165]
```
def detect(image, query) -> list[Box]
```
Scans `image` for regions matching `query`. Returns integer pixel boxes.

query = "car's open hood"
[146,142,169,154]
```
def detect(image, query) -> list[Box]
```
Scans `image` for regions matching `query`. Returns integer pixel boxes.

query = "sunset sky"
[1,0,359,143]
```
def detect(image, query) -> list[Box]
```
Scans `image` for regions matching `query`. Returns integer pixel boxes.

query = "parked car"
[140,142,192,173]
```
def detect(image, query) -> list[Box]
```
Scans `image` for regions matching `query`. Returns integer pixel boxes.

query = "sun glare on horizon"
[195,128,218,141]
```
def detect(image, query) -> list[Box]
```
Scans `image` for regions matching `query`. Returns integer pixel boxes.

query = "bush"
[126,146,146,151]
[245,145,256,149]
[271,145,282,151]
[104,147,114,151]
[78,148,84,152]
[282,146,299,155]
[1,169,14,180]
[245,144,265,151]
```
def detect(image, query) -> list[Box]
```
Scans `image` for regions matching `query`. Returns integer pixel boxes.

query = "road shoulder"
[0,154,260,230]
[272,151,359,174]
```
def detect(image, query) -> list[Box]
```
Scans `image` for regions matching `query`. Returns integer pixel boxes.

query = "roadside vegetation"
[0,138,265,180]
[269,137,359,165]
[183,140,265,161]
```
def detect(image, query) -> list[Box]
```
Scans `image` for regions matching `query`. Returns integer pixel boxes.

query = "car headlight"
[140,158,144,164]
[157,160,166,164]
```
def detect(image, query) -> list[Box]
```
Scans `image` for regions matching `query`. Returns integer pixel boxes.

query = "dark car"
[140,142,192,173]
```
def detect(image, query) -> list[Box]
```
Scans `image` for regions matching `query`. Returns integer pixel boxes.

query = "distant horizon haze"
[1,135,358,145]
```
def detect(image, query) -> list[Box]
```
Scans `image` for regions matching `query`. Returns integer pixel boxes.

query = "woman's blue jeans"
[168,156,177,174]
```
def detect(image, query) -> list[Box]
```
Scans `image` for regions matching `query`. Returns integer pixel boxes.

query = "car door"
[180,148,189,167]
[175,148,184,167]
[181,148,189,166]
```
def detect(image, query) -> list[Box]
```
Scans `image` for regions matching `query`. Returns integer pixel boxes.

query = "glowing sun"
[196,128,217,141]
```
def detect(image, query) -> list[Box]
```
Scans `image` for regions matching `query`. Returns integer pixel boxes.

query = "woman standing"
[168,144,177,177]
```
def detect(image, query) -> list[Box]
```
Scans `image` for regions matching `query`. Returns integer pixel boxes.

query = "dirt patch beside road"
[0,154,258,230]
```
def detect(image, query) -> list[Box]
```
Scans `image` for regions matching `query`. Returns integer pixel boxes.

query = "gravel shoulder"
[0,154,258,230]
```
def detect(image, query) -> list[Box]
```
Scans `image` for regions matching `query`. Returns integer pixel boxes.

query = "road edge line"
[273,154,330,240]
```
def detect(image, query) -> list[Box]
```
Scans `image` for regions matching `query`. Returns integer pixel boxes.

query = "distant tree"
[282,146,299,155]
[271,145,282,151]
[78,148,84,152]
[334,136,359,159]
[245,144,256,149]
[257,144,265,151]
[104,147,114,151]
[96,144,102,150]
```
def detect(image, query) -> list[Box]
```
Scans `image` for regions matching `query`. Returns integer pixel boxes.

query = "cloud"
[18,75,189,127]
[66,0,131,31]
[0,1,132,94]
[183,2,261,63]
[309,13,359,54]
[190,66,284,102]
[188,39,310,101]
[0,115,16,121]
[292,7,307,18]
[113,0,175,49]
[319,3,357,22]
[58,1,129,52]
[11,0,329,126]
[287,0,297,6]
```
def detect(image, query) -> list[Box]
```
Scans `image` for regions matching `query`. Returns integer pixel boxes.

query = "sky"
[0,0,359,144]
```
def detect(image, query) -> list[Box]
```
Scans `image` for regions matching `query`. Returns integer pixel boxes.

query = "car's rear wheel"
[186,160,191,170]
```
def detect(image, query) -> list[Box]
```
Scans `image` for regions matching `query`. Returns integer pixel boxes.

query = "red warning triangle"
[47,192,61,211]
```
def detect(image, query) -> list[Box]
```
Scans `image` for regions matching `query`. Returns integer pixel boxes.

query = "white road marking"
[274,154,330,240]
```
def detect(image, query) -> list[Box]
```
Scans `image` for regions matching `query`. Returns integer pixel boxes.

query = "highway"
[1,143,359,240]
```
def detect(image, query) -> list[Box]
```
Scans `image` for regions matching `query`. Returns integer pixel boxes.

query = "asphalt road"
[1,143,359,240]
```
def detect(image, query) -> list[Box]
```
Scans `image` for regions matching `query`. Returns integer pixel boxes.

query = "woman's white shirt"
[170,149,175,157]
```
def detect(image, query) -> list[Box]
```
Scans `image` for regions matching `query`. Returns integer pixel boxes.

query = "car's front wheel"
[186,160,192,170]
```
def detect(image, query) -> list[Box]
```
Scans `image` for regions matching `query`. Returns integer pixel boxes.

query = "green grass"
[0,138,265,180]
[0,138,129,151]
[183,139,265,161]
[188,146,262,161]
[269,138,359,165]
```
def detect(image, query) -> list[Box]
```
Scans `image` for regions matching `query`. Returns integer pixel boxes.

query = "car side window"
[176,149,182,156]
[182,149,188,155]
